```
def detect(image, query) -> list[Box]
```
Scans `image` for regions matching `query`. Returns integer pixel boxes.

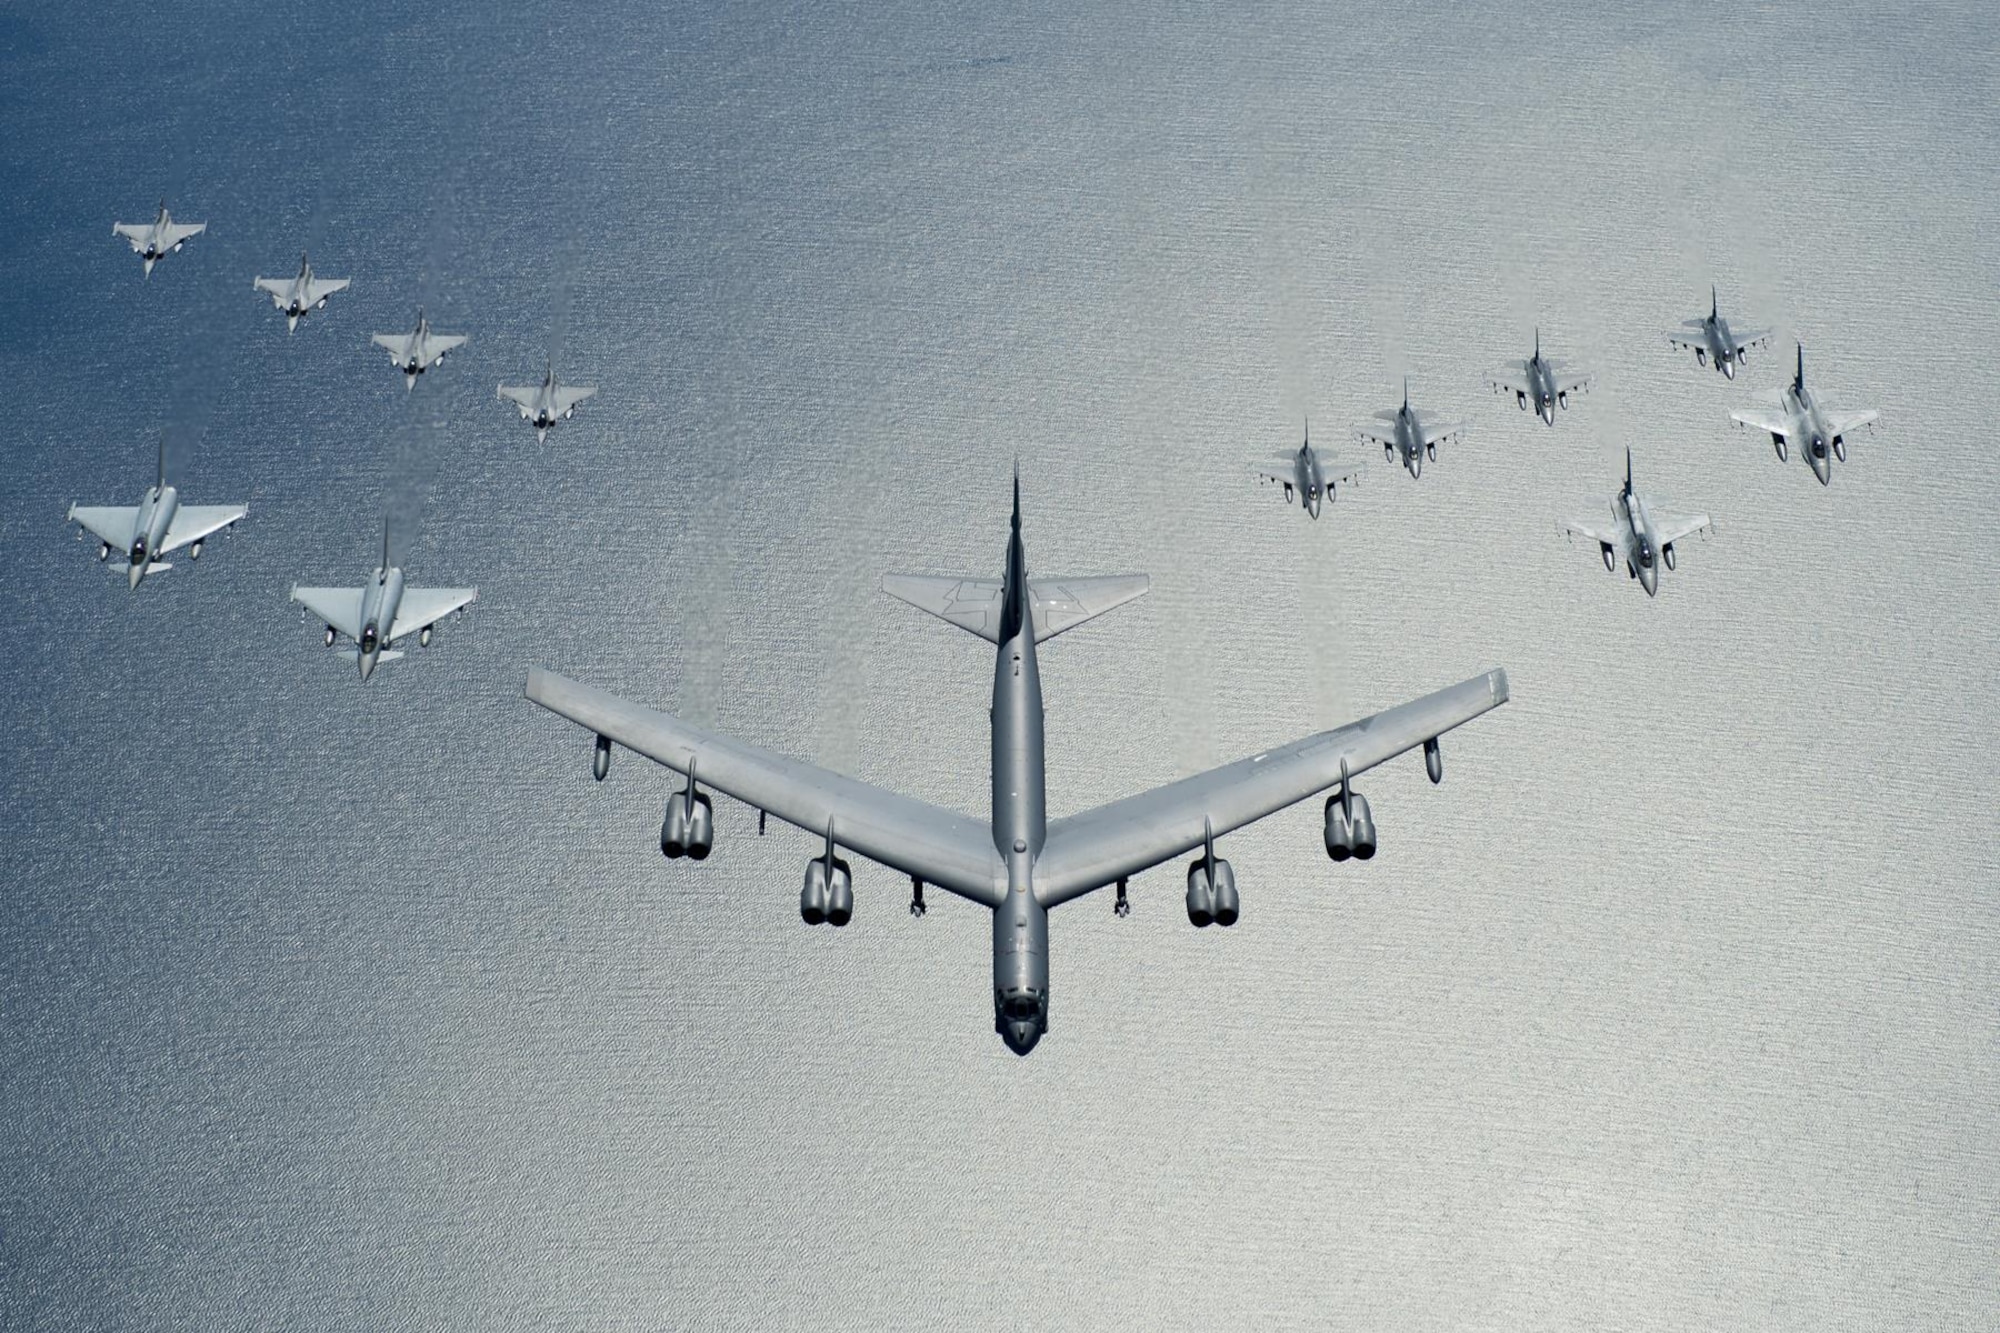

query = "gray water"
[3,2,1996,1328]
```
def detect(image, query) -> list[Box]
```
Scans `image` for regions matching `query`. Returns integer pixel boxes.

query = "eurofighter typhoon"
[112,201,205,278]
[525,476,1510,1055]
[291,525,477,681]
[67,440,246,590]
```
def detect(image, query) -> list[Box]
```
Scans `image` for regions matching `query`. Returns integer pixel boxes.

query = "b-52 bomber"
[1356,380,1465,480]
[525,475,1509,1056]
[1667,287,1769,379]
[67,440,246,590]
[371,308,468,390]
[291,525,478,681]
[254,254,350,333]
[1559,450,1713,598]
[1728,343,1877,486]
[1488,330,1592,425]
[113,201,205,278]
[1257,420,1359,519]
[497,362,598,442]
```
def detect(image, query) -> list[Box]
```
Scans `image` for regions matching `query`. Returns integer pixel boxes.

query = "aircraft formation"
[80,201,1882,1055]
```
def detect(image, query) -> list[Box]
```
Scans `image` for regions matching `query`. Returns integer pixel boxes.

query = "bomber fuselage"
[989,501,1051,1054]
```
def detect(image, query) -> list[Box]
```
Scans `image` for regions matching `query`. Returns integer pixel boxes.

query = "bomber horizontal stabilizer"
[882,574,1149,644]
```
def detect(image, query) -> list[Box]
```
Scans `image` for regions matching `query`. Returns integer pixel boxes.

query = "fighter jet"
[67,439,246,590]
[1487,330,1592,425]
[1728,343,1878,486]
[1667,286,1770,380]
[113,201,205,278]
[1355,380,1465,479]
[254,253,351,333]
[1559,449,1713,598]
[371,308,469,390]
[1256,420,1360,519]
[524,474,1509,1056]
[290,524,477,681]
[497,362,598,442]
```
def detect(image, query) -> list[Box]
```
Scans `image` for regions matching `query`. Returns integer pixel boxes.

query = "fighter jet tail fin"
[882,574,1150,645]
[155,435,166,491]
[1794,342,1805,393]
[1625,447,1634,494]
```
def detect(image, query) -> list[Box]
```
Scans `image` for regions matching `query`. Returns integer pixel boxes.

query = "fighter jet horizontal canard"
[1728,343,1878,486]
[113,201,205,278]
[291,525,477,681]
[497,362,598,442]
[253,253,351,333]
[67,440,246,590]
[1667,287,1770,379]
[1257,420,1360,519]
[371,308,468,390]
[1487,330,1592,425]
[525,476,1509,1055]
[1355,379,1465,480]
[1559,450,1713,598]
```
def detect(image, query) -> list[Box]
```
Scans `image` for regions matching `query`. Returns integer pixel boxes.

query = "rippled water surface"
[3,2,1996,1328]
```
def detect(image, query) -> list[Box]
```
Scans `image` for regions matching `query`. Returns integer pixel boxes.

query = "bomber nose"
[1002,1020,1042,1056]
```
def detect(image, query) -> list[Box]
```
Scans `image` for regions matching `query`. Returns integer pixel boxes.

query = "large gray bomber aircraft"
[1257,420,1360,518]
[526,477,1510,1056]
[1560,449,1713,597]
[1729,343,1878,486]
[291,524,478,681]
[1355,379,1465,479]
[68,440,246,590]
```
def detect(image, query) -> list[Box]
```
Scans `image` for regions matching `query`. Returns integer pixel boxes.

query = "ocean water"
[2,2,1995,1328]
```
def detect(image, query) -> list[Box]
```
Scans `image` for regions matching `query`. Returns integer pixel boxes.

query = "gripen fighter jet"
[1487,330,1593,425]
[1258,420,1360,519]
[1667,287,1770,379]
[113,201,205,278]
[371,308,468,390]
[291,524,477,681]
[68,439,246,590]
[1356,380,1465,479]
[1728,343,1878,486]
[254,254,350,333]
[1560,450,1713,598]
[498,362,598,442]
[524,476,1509,1056]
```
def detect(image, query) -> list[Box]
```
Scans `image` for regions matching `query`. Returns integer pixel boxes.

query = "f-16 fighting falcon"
[1728,343,1878,486]
[525,474,1509,1056]
[1487,329,1592,425]
[113,201,205,278]
[1560,449,1713,598]
[497,362,598,442]
[291,524,477,681]
[1667,287,1770,380]
[67,440,246,590]
[1356,379,1465,480]
[371,308,468,390]
[1257,420,1360,519]
[254,253,351,333]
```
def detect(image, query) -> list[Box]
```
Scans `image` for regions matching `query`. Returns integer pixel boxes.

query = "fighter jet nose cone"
[127,563,143,590]
[1723,361,1736,380]
[1003,1022,1042,1056]
[359,653,376,682]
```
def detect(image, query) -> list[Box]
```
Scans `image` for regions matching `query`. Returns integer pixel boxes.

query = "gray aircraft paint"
[111,201,204,278]
[371,307,468,389]
[66,440,247,589]
[497,362,598,442]
[1361,379,1464,479]
[1729,342,1879,486]
[1258,420,1358,518]
[291,523,478,681]
[1669,287,1771,379]
[1560,449,1713,598]
[253,253,351,333]
[1490,330,1593,425]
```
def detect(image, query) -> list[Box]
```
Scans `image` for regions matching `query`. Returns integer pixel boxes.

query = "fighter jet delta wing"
[1033,669,1510,906]
[525,669,1007,907]
[291,587,366,641]
[389,587,478,645]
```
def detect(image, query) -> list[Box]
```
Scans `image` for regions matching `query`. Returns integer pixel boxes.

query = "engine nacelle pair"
[660,788,714,860]
[1324,791,1377,860]
[1186,857,1239,928]
[800,855,854,927]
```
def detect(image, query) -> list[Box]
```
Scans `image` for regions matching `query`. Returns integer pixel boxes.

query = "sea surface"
[2,2,1995,1328]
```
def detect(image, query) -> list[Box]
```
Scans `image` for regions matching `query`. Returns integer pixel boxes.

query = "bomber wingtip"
[1490,668,1511,703]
